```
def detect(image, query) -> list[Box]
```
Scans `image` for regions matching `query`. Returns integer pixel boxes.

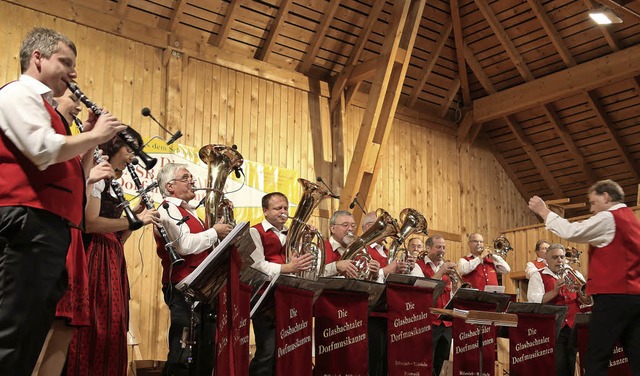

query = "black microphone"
[349,193,367,215]
[349,196,358,209]
[141,107,183,145]
[232,144,243,178]
[162,202,190,225]
[316,176,340,199]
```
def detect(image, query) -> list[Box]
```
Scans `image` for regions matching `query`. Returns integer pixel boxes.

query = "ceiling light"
[589,8,623,24]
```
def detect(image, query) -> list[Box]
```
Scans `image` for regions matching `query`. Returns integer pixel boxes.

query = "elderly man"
[322,210,360,278]
[457,233,511,291]
[529,179,640,376]
[525,239,550,279]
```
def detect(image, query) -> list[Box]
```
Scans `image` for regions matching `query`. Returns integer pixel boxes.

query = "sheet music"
[249,273,280,318]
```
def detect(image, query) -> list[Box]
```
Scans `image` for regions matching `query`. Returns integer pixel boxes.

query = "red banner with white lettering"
[576,323,632,376]
[233,282,251,376]
[313,290,369,376]
[509,313,556,376]
[274,285,314,376]
[215,247,244,375]
[215,283,231,375]
[386,283,434,376]
[452,300,497,376]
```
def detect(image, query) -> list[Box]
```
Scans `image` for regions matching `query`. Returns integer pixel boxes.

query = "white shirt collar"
[261,219,287,233]
[20,74,53,105]
[610,203,627,211]
[329,236,346,255]
[164,196,191,210]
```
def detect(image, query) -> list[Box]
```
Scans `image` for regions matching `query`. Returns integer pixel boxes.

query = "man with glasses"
[321,210,361,278]
[457,233,511,291]
[155,162,233,376]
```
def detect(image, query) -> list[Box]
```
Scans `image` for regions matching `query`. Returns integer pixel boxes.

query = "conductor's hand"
[529,196,551,220]
[213,223,234,239]
[368,259,381,274]
[337,260,358,278]
[282,253,314,274]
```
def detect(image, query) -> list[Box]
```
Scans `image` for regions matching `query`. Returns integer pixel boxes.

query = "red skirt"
[55,227,90,326]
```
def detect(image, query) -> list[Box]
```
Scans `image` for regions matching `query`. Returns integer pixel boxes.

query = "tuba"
[198,144,244,227]
[492,235,513,257]
[284,178,334,280]
[340,209,400,281]
[388,208,428,273]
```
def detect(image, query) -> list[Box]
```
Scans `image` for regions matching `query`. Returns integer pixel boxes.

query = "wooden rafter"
[168,0,188,34]
[542,104,598,183]
[631,75,640,95]
[451,0,471,107]
[585,90,640,181]
[339,0,427,223]
[463,42,496,94]
[504,116,564,197]
[255,0,293,61]
[526,0,576,67]
[330,0,386,111]
[439,76,461,117]
[406,18,453,107]
[594,0,640,22]
[474,0,535,82]
[583,0,621,51]
[299,0,341,74]
[456,111,476,146]
[209,0,243,48]
[115,0,131,16]
[473,43,640,122]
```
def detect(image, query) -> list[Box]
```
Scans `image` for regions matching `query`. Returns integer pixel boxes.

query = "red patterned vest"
[532,259,546,269]
[253,223,286,264]
[155,203,210,284]
[587,207,640,295]
[0,98,84,226]
[323,239,341,264]
[367,244,388,268]
[461,255,499,291]
[541,273,581,328]
[417,258,452,327]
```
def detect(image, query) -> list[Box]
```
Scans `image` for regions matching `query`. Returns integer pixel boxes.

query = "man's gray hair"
[157,163,189,197]
[330,210,353,225]
[589,179,624,203]
[20,28,76,73]
[361,211,377,232]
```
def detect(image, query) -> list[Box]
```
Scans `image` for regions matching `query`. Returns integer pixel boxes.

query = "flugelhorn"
[388,208,428,273]
[444,260,473,290]
[67,82,158,170]
[198,144,243,227]
[557,265,587,295]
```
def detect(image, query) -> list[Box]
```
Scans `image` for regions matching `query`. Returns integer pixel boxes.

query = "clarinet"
[74,116,143,231]
[67,82,157,170]
[126,161,184,266]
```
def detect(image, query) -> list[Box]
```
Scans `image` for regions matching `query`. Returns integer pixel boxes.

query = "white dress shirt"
[158,196,219,256]
[525,257,547,279]
[323,236,347,277]
[457,253,511,275]
[545,204,624,248]
[528,266,586,303]
[249,219,288,280]
[0,75,65,170]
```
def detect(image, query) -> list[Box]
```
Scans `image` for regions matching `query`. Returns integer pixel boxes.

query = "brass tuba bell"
[388,208,428,272]
[340,208,400,281]
[198,144,244,228]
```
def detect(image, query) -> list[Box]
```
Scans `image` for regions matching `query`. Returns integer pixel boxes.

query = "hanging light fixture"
[589,8,623,24]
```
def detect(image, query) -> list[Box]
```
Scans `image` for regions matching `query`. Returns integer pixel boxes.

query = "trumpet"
[444,260,472,290]
[478,235,513,258]
[557,265,587,295]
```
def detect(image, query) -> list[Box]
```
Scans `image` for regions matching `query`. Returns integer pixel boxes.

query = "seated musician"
[525,239,550,279]
[361,211,406,281]
[412,236,456,376]
[155,163,233,376]
[248,192,313,376]
[527,244,591,376]
[457,233,511,291]
[321,210,359,278]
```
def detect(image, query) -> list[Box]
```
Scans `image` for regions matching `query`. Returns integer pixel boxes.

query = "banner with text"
[452,300,497,376]
[313,290,369,376]
[577,325,631,376]
[386,283,434,376]
[235,282,252,376]
[215,249,244,375]
[509,313,556,376]
[274,285,314,376]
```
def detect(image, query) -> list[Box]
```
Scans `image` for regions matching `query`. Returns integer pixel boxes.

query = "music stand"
[506,302,568,339]
[250,274,324,318]
[318,277,387,311]
[239,267,270,303]
[382,274,446,310]
[176,221,254,304]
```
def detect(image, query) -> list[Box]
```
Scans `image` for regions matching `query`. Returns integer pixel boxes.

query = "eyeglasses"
[334,223,356,229]
[170,174,194,183]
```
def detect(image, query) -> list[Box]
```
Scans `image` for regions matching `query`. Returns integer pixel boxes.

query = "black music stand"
[176,221,254,304]
[317,277,387,311]
[383,274,446,309]
[239,267,270,303]
[505,302,568,339]
[250,274,324,318]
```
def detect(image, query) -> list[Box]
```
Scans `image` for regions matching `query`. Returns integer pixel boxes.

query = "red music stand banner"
[234,282,252,376]
[274,284,314,376]
[313,289,369,376]
[577,326,632,376]
[215,248,244,375]
[386,283,434,376]
[509,313,556,376]
[215,283,231,375]
[452,300,497,376]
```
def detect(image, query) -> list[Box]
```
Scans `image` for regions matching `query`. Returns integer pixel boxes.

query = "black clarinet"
[74,117,143,231]
[126,161,184,266]
[67,82,157,170]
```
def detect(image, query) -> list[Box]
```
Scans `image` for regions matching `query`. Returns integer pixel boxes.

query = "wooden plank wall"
[1,1,538,362]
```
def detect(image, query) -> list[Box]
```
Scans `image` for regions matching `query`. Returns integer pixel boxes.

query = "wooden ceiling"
[16,0,640,214]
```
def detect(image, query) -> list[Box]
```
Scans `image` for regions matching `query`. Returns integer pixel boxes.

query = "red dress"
[66,182,130,376]
[54,228,90,326]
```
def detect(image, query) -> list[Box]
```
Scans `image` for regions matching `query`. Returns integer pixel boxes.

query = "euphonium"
[198,144,244,227]
[558,266,587,295]
[340,208,400,281]
[284,178,334,280]
[388,208,428,273]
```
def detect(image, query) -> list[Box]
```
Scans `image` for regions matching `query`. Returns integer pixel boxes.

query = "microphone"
[141,107,183,145]
[349,193,367,215]
[316,176,340,199]
[232,144,243,178]
[161,202,191,225]
[349,197,357,209]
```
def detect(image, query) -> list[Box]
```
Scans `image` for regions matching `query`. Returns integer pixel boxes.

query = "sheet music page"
[250,273,280,318]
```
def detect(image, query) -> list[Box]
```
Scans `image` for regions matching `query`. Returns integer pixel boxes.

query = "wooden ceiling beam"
[583,0,621,51]
[631,75,640,95]
[209,0,243,48]
[255,0,293,61]
[298,0,341,74]
[463,41,496,94]
[115,0,131,17]
[451,0,471,107]
[585,90,640,181]
[474,0,535,82]
[439,76,461,117]
[542,103,598,183]
[527,0,576,67]
[473,43,640,122]
[505,115,564,197]
[168,0,188,33]
[406,18,453,107]
[593,0,640,22]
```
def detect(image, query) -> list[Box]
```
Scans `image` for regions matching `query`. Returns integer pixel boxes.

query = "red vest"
[417,259,452,327]
[323,239,341,264]
[155,203,210,284]
[253,223,286,264]
[0,98,84,226]
[367,244,388,268]
[461,255,499,291]
[541,273,580,328]
[587,207,640,295]
[532,259,546,269]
